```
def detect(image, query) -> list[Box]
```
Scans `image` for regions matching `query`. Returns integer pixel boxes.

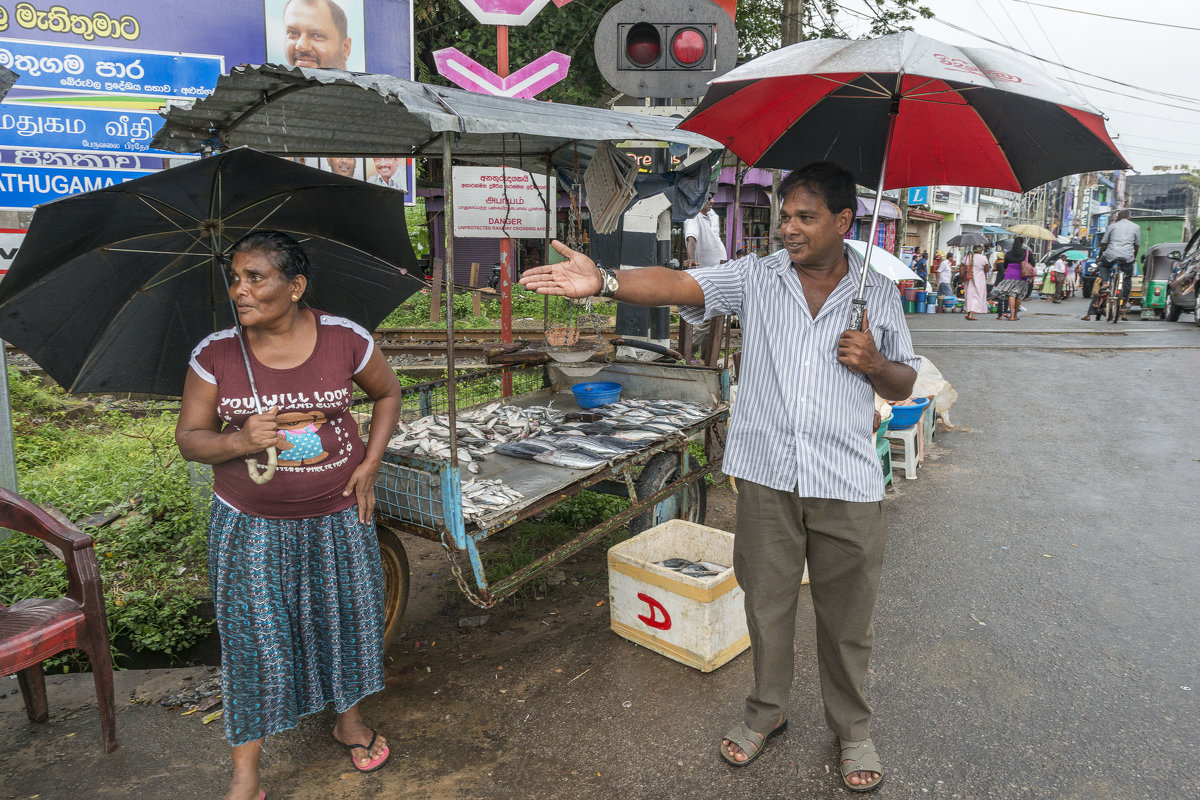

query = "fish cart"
[361,359,730,647]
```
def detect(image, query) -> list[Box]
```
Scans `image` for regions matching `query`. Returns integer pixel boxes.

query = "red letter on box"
[636,593,671,630]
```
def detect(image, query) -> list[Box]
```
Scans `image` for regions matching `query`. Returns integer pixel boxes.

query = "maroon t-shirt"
[189,310,374,519]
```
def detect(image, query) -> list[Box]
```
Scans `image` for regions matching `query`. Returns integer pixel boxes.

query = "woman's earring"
[292,294,299,301]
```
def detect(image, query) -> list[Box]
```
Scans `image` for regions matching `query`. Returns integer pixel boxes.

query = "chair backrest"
[0,487,96,605]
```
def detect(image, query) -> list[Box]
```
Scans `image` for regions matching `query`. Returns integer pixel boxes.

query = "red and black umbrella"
[679,31,1127,192]
[679,32,1128,328]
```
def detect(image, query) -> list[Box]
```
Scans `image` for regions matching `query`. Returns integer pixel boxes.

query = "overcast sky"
[834,0,1199,175]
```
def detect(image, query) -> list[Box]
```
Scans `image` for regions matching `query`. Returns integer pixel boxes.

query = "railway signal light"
[596,0,735,99]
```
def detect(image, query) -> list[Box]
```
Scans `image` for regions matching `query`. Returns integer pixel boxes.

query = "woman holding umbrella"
[176,231,403,800]
[993,237,1035,321]
[961,245,989,320]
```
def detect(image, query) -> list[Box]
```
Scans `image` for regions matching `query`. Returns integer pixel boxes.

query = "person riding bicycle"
[1084,209,1140,321]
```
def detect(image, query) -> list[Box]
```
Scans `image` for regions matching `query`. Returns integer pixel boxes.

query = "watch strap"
[598,267,619,298]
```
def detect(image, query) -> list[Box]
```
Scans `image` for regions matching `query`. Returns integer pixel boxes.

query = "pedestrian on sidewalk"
[1049,255,1068,303]
[961,245,989,320]
[935,250,953,301]
[682,196,726,360]
[175,231,403,800]
[992,237,1034,320]
[521,162,919,794]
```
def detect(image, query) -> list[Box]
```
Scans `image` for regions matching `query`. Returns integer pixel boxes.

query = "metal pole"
[443,133,458,468]
[0,346,16,492]
[848,86,902,332]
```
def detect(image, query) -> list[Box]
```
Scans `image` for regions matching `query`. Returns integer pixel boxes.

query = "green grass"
[0,369,210,670]
[481,490,631,597]
[380,284,617,329]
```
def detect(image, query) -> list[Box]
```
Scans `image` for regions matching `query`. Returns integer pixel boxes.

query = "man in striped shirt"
[521,162,918,793]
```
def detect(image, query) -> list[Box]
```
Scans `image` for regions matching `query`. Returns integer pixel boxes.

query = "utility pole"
[770,0,805,251]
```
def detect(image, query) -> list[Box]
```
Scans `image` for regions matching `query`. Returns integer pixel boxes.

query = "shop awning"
[151,64,720,173]
[856,197,899,219]
[983,224,1010,234]
[908,208,943,222]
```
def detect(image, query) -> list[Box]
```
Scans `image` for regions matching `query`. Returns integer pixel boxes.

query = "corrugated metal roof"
[152,64,720,173]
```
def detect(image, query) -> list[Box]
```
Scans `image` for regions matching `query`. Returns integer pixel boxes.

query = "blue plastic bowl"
[887,396,930,430]
[571,381,622,409]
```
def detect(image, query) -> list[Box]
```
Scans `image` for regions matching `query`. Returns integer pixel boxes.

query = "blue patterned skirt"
[207,500,387,745]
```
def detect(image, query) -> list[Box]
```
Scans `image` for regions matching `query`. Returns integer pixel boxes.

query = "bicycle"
[1103,257,1132,323]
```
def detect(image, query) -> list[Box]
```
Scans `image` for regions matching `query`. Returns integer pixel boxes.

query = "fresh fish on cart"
[460,477,525,521]
[386,401,546,462]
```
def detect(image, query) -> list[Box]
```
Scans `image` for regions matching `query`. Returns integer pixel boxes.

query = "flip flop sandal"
[720,719,788,767]
[333,728,390,773]
[839,738,884,793]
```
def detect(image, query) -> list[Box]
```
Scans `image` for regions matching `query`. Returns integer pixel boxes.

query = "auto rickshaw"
[1140,242,1186,319]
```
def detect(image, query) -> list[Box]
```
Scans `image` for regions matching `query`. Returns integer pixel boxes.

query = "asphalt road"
[3,296,1198,800]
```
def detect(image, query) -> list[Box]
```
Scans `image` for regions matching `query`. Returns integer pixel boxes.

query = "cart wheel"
[376,524,410,653]
[628,451,707,536]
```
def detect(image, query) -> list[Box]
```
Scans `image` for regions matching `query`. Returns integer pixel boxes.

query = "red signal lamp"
[670,27,707,66]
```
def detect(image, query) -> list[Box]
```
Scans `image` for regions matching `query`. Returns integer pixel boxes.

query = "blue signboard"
[0,163,153,207]
[0,1,413,82]
[907,186,929,205]
[0,37,222,98]
[0,101,171,155]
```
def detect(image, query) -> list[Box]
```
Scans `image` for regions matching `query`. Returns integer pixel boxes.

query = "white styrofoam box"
[607,520,749,672]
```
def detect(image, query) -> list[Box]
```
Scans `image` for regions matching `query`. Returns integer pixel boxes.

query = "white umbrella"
[845,240,921,282]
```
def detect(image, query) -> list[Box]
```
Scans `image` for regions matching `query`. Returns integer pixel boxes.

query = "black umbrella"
[0,147,424,397]
[945,232,990,248]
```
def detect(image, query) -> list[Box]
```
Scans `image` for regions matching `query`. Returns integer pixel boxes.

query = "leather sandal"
[720,719,788,767]
[839,738,884,792]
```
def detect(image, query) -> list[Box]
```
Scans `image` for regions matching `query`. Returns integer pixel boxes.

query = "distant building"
[1124,173,1199,219]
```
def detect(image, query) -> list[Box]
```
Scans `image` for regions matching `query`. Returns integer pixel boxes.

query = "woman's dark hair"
[779,161,857,219]
[1005,236,1028,264]
[230,230,311,299]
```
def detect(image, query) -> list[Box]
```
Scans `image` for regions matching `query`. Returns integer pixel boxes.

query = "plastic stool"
[885,426,919,479]
[917,400,935,460]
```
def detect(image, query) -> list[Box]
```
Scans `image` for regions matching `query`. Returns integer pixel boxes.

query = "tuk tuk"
[1140,242,1185,319]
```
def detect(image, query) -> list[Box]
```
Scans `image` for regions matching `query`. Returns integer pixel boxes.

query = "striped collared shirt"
[680,243,920,501]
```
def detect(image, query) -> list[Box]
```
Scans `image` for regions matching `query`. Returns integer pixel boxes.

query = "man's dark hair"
[778,161,857,218]
[1115,209,1132,221]
[231,230,312,299]
[284,0,349,40]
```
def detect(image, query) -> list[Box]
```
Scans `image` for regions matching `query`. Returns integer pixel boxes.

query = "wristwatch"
[597,267,620,298]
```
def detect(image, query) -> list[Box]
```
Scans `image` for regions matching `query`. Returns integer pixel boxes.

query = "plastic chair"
[0,487,117,753]
[875,420,892,486]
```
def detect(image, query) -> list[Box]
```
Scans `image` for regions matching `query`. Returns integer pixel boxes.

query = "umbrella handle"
[847,298,867,332]
[247,446,277,485]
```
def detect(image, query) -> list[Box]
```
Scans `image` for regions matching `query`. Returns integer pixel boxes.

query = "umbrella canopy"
[678,31,1128,192]
[946,232,990,247]
[845,240,921,282]
[0,147,424,396]
[1006,223,1058,242]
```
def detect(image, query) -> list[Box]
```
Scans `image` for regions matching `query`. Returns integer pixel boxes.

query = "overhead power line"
[927,15,1200,109]
[1007,0,1200,32]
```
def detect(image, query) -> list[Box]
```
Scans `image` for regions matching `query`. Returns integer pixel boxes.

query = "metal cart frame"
[364,359,730,645]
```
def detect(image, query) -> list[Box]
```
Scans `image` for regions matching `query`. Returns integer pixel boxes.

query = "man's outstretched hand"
[520,240,602,299]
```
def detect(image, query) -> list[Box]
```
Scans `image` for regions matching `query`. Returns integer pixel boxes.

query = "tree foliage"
[414,1,933,107]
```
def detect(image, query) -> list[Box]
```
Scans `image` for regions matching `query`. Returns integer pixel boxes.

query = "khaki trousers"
[734,480,888,741]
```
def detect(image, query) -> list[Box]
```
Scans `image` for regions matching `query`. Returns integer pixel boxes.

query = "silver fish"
[533,447,608,469]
